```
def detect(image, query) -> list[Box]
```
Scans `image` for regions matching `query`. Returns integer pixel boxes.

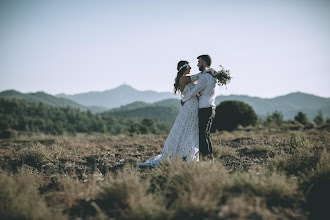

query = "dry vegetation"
[0,128,329,220]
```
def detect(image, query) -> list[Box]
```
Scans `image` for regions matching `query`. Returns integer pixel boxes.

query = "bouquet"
[205,65,232,87]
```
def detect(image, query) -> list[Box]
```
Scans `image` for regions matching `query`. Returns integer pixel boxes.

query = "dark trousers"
[198,107,215,157]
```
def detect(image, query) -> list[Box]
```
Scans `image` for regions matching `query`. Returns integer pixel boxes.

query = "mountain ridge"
[214,92,330,120]
[1,85,329,120]
[0,90,106,113]
[56,84,178,109]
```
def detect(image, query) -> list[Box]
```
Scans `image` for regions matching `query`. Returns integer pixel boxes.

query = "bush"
[294,111,309,125]
[268,134,319,175]
[288,133,310,152]
[266,110,284,126]
[0,171,55,220]
[21,146,49,167]
[313,111,324,126]
[212,101,257,132]
[247,144,273,155]
[302,149,330,220]
[0,129,18,139]
[213,145,237,158]
[223,171,303,208]
[96,166,165,220]
[149,161,226,219]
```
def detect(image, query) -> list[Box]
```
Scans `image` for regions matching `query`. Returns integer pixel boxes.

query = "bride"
[137,60,199,167]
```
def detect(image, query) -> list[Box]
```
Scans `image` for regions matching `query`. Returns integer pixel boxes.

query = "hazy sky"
[1,0,329,98]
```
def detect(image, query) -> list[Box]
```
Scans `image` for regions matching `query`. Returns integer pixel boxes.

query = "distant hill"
[108,101,152,112]
[102,91,330,121]
[108,99,182,112]
[154,98,182,108]
[56,84,330,120]
[103,105,180,122]
[0,90,106,113]
[1,87,329,121]
[214,92,330,120]
[56,84,178,109]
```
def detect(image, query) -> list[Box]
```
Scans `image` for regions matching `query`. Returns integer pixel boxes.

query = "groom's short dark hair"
[197,54,212,67]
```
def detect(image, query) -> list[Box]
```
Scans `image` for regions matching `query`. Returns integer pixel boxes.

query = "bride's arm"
[181,75,207,103]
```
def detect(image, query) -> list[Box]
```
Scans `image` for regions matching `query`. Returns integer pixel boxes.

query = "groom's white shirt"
[181,67,217,109]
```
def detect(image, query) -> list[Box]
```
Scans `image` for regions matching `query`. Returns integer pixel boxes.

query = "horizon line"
[1,84,329,99]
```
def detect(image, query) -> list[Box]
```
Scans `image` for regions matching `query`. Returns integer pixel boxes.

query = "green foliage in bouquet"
[205,65,232,87]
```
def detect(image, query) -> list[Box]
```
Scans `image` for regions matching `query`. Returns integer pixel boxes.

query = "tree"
[0,98,170,135]
[129,118,156,134]
[266,110,284,126]
[313,111,324,126]
[141,118,156,134]
[294,111,309,125]
[212,101,257,132]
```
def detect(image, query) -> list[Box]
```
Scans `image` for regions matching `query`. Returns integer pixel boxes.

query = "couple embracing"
[137,54,217,167]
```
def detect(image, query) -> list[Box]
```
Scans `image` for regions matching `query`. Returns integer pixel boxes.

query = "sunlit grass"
[0,129,329,219]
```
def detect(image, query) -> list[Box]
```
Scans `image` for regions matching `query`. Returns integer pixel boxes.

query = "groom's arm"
[190,73,202,82]
[181,75,208,103]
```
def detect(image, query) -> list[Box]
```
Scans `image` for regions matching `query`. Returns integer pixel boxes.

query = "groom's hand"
[181,100,185,106]
[211,109,216,118]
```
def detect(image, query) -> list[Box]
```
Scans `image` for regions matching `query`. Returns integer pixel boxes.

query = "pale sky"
[1,0,329,98]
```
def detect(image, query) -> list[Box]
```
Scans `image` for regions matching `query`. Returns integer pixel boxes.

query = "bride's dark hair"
[174,60,189,94]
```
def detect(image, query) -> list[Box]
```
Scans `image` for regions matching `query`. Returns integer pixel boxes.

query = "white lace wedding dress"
[137,82,199,167]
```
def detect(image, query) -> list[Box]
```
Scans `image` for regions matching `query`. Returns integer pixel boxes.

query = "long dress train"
[137,83,199,167]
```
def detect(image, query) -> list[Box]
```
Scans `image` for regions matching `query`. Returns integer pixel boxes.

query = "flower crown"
[178,63,189,71]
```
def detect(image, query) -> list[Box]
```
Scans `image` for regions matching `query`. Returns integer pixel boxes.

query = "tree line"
[1,98,328,138]
[0,98,171,136]
[212,101,329,132]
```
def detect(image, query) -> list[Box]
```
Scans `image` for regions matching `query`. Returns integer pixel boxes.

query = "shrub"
[212,101,257,132]
[0,129,18,139]
[213,145,238,158]
[248,144,273,155]
[21,145,49,167]
[294,111,309,125]
[302,149,330,220]
[149,161,226,219]
[282,121,304,131]
[268,134,319,175]
[53,175,100,213]
[96,166,166,220]
[313,111,324,126]
[288,133,310,152]
[149,162,304,219]
[266,110,284,126]
[217,196,275,219]
[0,171,56,220]
[129,118,157,134]
[223,171,303,208]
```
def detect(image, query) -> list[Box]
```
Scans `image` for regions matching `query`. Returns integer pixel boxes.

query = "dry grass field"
[0,128,329,220]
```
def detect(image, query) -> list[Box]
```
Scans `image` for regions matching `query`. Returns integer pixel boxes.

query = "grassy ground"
[0,128,329,220]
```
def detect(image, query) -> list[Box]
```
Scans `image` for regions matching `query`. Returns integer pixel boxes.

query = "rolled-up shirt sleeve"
[181,75,208,102]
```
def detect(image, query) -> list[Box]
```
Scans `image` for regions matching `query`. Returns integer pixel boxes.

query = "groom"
[181,54,217,162]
